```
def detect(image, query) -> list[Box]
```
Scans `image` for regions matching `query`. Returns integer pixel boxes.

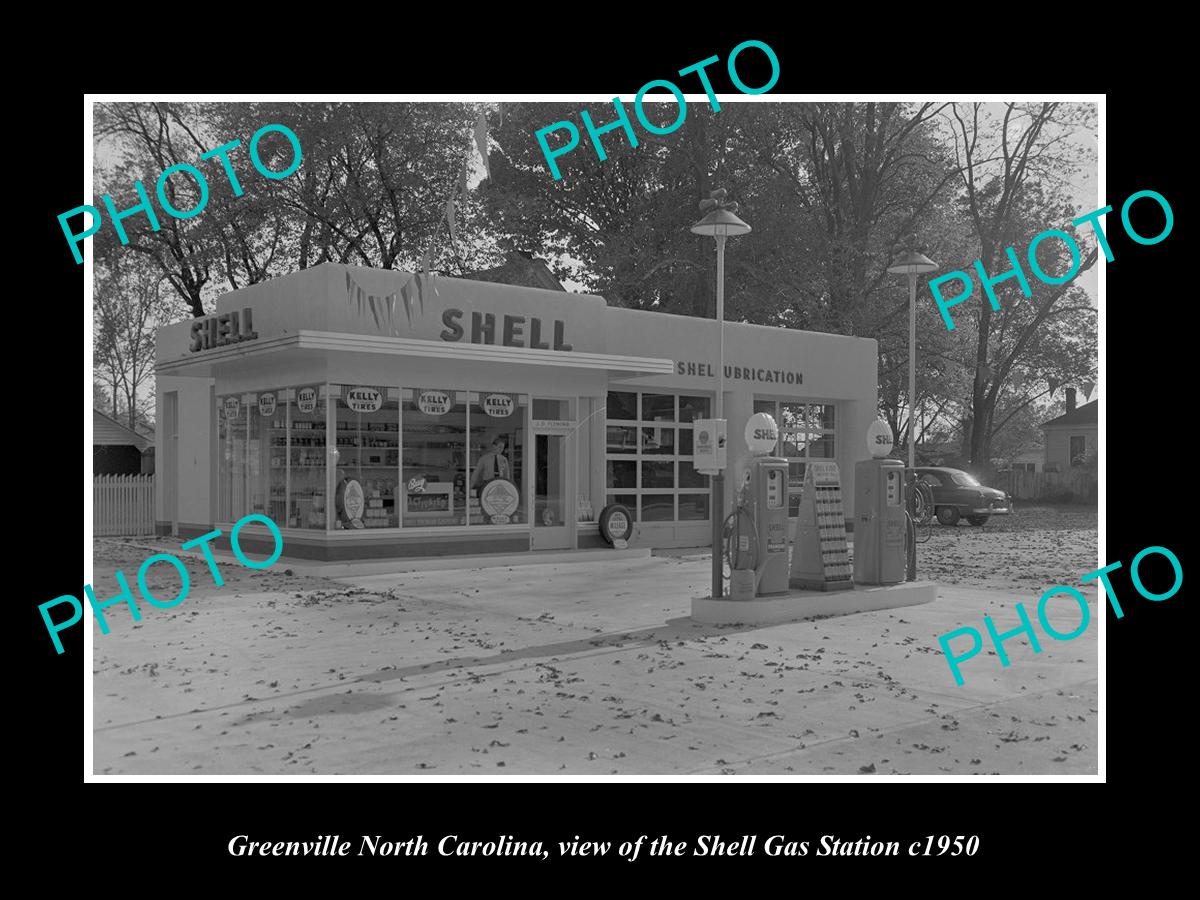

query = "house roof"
[465,251,566,292]
[93,409,151,450]
[1040,399,1098,429]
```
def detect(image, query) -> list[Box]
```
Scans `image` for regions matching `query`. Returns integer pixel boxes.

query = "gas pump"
[724,413,790,598]
[853,420,908,585]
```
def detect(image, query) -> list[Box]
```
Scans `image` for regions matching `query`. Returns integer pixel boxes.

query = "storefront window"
[333,385,399,529]
[219,387,327,529]
[247,392,274,520]
[604,391,710,522]
[470,392,525,525]
[217,394,247,522]
[287,385,327,530]
[265,392,288,526]
[402,388,467,527]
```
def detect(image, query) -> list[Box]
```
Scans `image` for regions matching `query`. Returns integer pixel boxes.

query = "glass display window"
[264,391,289,527]
[402,388,468,527]
[286,385,328,530]
[218,385,331,531]
[217,393,247,522]
[333,385,399,529]
[248,390,282,523]
[470,392,526,526]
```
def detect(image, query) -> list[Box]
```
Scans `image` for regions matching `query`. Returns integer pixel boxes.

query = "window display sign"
[405,480,453,516]
[809,460,841,486]
[258,392,277,417]
[336,477,366,528]
[418,389,453,416]
[297,387,318,413]
[222,396,241,420]
[345,386,382,412]
[479,478,520,524]
[481,392,515,417]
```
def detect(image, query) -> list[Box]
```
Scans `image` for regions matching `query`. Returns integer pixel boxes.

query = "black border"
[32,27,1185,877]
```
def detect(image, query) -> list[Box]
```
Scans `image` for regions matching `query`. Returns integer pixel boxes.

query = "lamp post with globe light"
[886,235,938,470]
[692,189,751,599]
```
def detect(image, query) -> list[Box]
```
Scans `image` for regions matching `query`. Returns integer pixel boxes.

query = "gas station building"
[154,264,878,560]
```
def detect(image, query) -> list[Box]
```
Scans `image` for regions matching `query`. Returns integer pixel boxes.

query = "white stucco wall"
[155,373,214,531]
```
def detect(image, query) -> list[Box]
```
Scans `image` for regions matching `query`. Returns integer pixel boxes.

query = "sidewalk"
[92,554,1098,776]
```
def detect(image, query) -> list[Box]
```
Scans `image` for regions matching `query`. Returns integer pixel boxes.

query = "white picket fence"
[94,474,156,536]
[1003,468,1097,502]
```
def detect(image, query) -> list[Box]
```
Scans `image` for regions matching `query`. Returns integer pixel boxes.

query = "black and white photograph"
[80,93,1105,778]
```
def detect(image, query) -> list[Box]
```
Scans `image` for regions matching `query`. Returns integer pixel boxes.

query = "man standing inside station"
[472,434,511,500]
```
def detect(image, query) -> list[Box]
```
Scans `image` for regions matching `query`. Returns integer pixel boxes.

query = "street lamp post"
[692,189,751,600]
[886,236,938,470]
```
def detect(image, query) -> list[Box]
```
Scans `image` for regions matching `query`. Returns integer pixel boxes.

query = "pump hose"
[721,505,759,580]
[905,511,916,581]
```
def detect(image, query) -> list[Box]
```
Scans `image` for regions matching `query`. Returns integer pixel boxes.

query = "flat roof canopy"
[156,330,675,379]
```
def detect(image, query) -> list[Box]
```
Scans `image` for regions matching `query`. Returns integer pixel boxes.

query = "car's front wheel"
[936,506,961,526]
[967,515,989,526]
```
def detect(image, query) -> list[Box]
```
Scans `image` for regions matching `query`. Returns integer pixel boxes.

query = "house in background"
[999,449,1042,474]
[465,251,566,292]
[1041,388,1098,473]
[94,409,153,475]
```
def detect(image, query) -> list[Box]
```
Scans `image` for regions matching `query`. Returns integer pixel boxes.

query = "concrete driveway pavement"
[92,554,1098,775]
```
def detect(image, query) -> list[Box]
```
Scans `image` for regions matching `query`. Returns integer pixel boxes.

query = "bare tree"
[945,102,1099,467]
[94,257,165,431]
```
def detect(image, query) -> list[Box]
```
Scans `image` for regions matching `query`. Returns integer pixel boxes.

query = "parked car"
[913,467,1011,526]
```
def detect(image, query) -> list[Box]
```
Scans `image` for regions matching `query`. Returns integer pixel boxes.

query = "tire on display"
[967,515,989,527]
[598,503,634,546]
[936,506,961,526]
